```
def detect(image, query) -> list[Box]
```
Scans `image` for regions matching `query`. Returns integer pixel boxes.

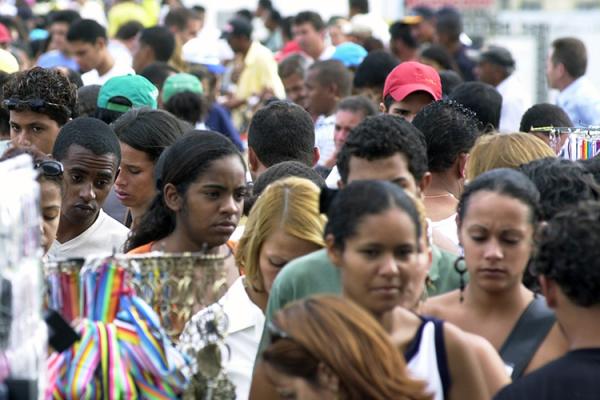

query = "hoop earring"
[453,256,467,303]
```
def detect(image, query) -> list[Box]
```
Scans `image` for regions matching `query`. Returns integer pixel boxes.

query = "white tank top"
[430,213,459,247]
[406,318,450,400]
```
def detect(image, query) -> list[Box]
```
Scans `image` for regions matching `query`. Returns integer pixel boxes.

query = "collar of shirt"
[219,276,264,336]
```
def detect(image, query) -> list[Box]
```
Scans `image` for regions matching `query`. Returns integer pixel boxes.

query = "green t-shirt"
[256,246,468,359]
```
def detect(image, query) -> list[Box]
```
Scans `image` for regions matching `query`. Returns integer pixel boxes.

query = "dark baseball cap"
[402,6,435,24]
[221,17,253,39]
[479,46,515,69]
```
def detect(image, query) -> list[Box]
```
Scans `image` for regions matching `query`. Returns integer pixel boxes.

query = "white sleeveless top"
[430,213,459,247]
[406,318,450,400]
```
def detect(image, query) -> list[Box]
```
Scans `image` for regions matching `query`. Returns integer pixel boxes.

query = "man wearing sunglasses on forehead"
[0,67,76,157]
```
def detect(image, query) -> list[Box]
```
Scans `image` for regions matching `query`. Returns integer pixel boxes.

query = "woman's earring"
[453,251,467,303]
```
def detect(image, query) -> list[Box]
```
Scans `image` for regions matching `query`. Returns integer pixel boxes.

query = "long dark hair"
[125,131,246,251]
[112,108,190,162]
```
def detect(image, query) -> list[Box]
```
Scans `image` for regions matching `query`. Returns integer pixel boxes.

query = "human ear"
[457,153,469,179]
[379,102,387,113]
[317,362,339,394]
[539,276,558,309]
[418,172,432,196]
[163,183,182,212]
[325,234,342,268]
[248,147,259,174]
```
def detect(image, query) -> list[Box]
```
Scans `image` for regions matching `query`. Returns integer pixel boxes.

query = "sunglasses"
[35,160,63,177]
[3,98,71,117]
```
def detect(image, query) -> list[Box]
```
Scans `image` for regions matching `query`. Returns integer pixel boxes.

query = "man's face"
[411,20,435,44]
[61,144,118,231]
[226,35,244,54]
[475,61,498,86]
[282,73,306,106]
[546,51,561,89]
[334,110,365,152]
[132,38,152,73]
[181,19,201,44]
[346,153,419,196]
[292,22,323,56]
[69,40,102,73]
[10,110,61,155]
[304,68,334,116]
[49,22,69,52]
[383,91,433,122]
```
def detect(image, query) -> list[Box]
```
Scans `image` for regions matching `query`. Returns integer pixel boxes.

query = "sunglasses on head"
[35,160,63,177]
[3,98,71,117]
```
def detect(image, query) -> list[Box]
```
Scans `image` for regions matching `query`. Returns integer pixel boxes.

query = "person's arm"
[444,322,489,400]
[465,332,511,398]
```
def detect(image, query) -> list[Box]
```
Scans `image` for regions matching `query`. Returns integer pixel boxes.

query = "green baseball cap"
[162,73,203,103]
[97,74,158,112]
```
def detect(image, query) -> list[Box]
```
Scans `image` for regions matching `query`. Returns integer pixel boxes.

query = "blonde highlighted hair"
[467,132,556,181]
[236,177,326,291]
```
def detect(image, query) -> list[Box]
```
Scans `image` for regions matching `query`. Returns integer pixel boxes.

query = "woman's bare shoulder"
[421,289,461,318]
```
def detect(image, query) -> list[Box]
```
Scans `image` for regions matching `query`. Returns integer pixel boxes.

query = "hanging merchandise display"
[44,250,236,399]
[0,154,48,398]
[531,126,600,160]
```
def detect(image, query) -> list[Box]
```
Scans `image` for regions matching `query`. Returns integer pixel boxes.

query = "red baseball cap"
[383,61,442,102]
[0,24,11,44]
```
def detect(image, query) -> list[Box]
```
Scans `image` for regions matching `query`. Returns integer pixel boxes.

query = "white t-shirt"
[81,62,135,86]
[178,276,264,400]
[47,209,129,259]
[315,114,336,167]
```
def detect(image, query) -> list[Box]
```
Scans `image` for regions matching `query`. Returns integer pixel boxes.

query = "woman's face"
[40,180,62,254]
[459,191,534,294]
[258,229,322,293]
[329,207,429,316]
[114,143,157,211]
[265,364,338,400]
[177,155,247,249]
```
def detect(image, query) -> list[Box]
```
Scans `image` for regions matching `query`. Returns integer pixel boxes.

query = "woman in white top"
[178,177,326,399]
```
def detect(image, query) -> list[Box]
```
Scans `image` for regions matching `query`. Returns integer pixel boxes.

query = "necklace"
[424,192,456,199]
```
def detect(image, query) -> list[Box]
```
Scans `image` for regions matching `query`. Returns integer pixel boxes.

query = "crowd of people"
[0,0,599,398]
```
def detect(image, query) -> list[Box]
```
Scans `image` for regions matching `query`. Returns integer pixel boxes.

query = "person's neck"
[56,211,99,243]
[445,41,462,55]
[153,228,220,254]
[556,304,600,350]
[425,172,462,199]
[464,282,533,314]
[308,42,326,61]
[557,75,577,92]
[129,204,150,230]
[244,278,269,313]
[96,53,114,76]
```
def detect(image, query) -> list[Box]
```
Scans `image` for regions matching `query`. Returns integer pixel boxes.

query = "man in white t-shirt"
[48,117,128,259]
[67,19,134,86]
[304,60,352,167]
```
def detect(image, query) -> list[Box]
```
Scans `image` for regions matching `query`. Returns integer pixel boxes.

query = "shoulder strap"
[499,296,555,379]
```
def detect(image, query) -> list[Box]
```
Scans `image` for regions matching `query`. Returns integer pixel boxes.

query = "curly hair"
[533,201,600,307]
[2,67,77,125]
[519,158,600,221]
[412,99,480,173]
[337,114,428,184]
